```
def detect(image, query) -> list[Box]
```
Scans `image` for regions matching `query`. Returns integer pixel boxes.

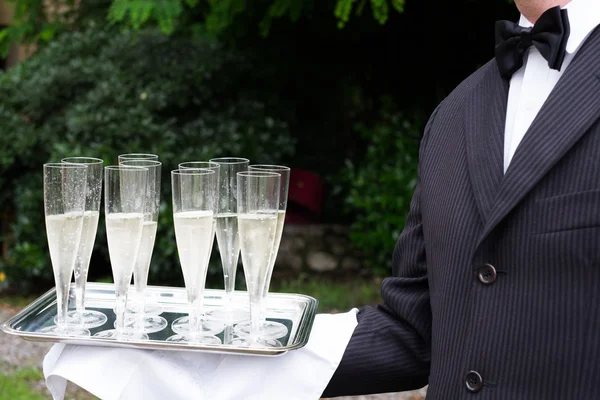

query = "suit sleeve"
[322,106,441,397]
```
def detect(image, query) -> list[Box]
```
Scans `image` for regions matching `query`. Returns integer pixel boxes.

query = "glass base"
[165,334,221,344]
[234,320,288,340]
[171,316,225,335]
[117,315,168,334]
[228,336,282,348]
[206,306,250,324]
[93,329,149,340]
[40,325,91,337]
[125,301,164,316]
[54,310,108,329]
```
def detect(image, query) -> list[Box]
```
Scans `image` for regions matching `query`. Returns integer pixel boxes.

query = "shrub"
[0,24,295,293]
[343,103,422,276]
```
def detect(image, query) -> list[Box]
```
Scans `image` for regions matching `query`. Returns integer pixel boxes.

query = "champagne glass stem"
[135,272,148,316]
[134,274,148,301]
[224,324,233,344]
[259,274,272,322]
[115,290,127,333]
[138,290,146,328]
[223,262,235,307]
[74,258,86,315]
[56,275,70,330]
[189,295,203,336]
[248,270,265,340]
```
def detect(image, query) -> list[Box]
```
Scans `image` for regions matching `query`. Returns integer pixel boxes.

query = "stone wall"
[275,224,363,274]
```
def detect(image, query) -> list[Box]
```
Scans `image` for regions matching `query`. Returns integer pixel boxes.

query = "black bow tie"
[495,6,570,79]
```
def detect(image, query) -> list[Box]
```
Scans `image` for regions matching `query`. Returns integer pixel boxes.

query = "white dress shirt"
[503,0,600,172]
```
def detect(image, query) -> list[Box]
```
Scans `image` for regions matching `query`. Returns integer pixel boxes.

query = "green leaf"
[0,30,9,57]
[391,0,405,12]
[370,0,389,24]
[37,27,56,42]
[335,0,404,28]
[334,0,353,24]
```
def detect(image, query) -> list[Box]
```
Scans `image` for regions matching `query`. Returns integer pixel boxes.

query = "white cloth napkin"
[43,309,358,400]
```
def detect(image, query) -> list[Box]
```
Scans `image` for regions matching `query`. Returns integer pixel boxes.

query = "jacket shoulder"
[440,59,498,111]
[419,59,498,151]
[439,58,498,111]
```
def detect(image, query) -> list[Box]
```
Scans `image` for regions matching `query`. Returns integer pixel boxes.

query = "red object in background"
[286,169,324,223]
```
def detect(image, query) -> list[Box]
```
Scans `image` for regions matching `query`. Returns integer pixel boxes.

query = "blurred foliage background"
[0,0,517,293]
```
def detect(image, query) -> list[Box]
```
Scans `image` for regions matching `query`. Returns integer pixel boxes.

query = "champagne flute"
[117,154,163,316]
[167,168,222,344]
[207,157,250,323]
[234,165,290,340]
[118,159,167,334]
[118,153,159,163]
[94,165,148,340]
[170,162,225,335]
[54,157,107,329]
[231,171,281,347]
[41,163,90,336]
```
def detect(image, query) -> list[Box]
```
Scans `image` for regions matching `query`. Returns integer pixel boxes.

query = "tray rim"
[0,282,318,357]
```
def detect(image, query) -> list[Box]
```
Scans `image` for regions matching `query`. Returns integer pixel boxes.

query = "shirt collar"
[518,0,600,54]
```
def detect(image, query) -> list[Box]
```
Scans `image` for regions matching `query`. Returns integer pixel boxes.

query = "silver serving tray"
[0,282,318,357]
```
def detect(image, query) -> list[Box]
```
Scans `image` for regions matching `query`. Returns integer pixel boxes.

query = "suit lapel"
[465,62,508,221]
[478,27,600,243]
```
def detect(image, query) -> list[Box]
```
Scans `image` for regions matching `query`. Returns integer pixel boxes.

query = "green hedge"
[0,24,295,293]
[343,102,422,276]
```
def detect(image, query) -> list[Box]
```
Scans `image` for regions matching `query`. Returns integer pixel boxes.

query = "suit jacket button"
[465,370,484,392]
[477,263,497,285]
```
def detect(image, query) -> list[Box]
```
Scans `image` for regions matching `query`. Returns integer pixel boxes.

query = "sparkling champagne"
[133,220,158,292]
[173,211,214,303]
[73,210,100,312]
[72,211,98,276]
[272,211,286,265]
[238,213,278,307]
[263,210,286,295]
[215,212,240,292]
[46,212,85,293]
[106,213,144,292]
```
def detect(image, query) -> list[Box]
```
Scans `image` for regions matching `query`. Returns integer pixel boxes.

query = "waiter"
[324,0,600,398]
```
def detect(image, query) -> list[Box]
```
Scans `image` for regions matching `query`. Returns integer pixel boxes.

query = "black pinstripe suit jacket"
[323,26,600,400]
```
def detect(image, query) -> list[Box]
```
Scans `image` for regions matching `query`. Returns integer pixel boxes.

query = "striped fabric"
[323,26,600,400]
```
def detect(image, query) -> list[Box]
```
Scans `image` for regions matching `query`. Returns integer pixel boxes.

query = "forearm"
[322,302,430,397]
